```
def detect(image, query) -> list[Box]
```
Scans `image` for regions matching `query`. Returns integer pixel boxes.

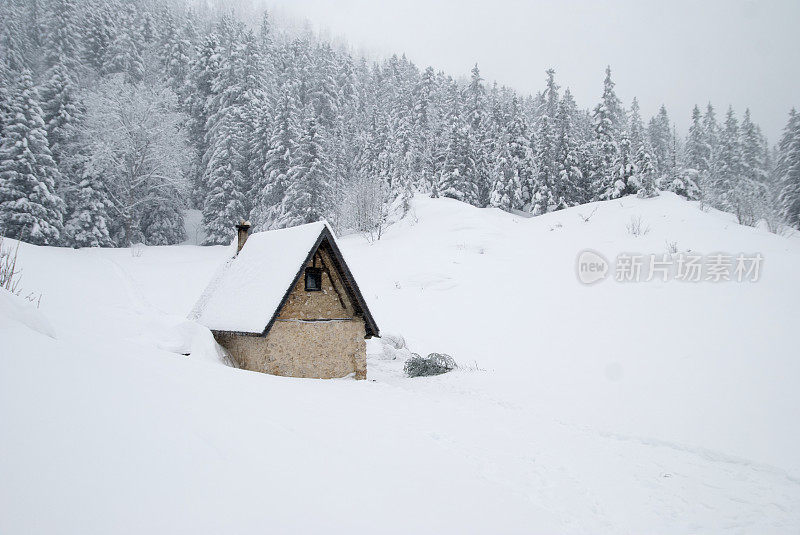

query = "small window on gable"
[305,267,322,291]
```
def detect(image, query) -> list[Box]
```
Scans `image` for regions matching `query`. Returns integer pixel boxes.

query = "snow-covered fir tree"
[43,0,81,72]
[160,12,194,94]
[103,6,144,83]
[612,133,637,199]
[636,143,659,199]
[82,1,116,72]
[440,81,479,205]
[202,121,247,245]
[553,89,583,208]
[684,105,706,173]
[251,81,299,230]
[628,98,646,156]
[280,113,333,227]
[0,70,65,244]
[701,104,721,184]
[592,66,624,200]
[490,97,534,210]
[465,64,492,207]
[63,172,114,247]
[777,109,800,228]
[716,107,745,217]
[648,105,673,182]
[534,69,560,212]
[39,60,81,172]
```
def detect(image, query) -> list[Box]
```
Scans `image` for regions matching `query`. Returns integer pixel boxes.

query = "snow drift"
[1,193,799,534]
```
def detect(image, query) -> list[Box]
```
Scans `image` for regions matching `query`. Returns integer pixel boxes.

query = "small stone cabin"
[192,221,379,380]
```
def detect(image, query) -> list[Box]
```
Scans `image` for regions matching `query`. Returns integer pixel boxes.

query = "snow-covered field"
[2,193,799,534]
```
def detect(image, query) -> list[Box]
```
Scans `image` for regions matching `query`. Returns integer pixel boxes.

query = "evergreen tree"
[685,105,706,172]
[636,143,658,198]
[0,70,65,244]
[64,172,114,247]
[39,60,80,170]
[777,109,800,228]
[702,103,720,180]
[138,11,157,45]
[411,66,437,193]
[490,97,534,210]
[0,60,12,137]
[534,69,559,212]
[104,8,144,83]
[43,0,81,71]
[440,112,478,204]
[628,97,645,154]
[647,105,673,180]
[591,67,625,200]
[202,121,247,245]
[716,106,743,211]
[141,197,186,245]
[612,133,636,198]
[280,114,333,227]
[258,10,274,53]
[252,83,299,229]
[740,108,768,185]
[553,89,582,208]
[439,80,479,205]
[160,13,193,94]
[82,1,116,72]
[185,33,223,205]
[1,1,33,72]
[465,64,491,206]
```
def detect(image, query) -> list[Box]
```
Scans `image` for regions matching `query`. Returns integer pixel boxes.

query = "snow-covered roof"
[191,222,378,338]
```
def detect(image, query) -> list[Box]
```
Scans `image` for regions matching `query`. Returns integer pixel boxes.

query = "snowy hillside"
[2,194,799,534]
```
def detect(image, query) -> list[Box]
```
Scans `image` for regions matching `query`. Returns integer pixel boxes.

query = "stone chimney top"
[235,220,251,254]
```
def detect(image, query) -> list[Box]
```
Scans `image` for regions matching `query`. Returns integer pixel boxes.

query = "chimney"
[235,220,251,254]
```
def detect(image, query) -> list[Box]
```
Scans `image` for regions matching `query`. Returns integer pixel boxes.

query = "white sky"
[267,0,799,142]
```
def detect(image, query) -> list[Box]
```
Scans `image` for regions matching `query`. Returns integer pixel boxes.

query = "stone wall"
[213,243,368,380]
[277,246,355,320]
[216,320,366,379]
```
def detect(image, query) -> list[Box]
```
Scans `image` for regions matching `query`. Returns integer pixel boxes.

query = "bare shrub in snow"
[80,74,190,246]
[0,235,42,306]
[626,215,650,236]
[0,235,22,294]
[382,333,407,350]
[404,353,457,377]
[665,240,678,254]
[336,170,391,242]
[578,207,598,223]
[374,334,412,361]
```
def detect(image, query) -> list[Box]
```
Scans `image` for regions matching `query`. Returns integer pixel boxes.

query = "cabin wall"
[277,247,355,320]
[213,245,368,380]
[215,320,366,380]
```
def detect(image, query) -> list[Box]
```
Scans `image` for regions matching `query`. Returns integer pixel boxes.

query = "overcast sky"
[268,0,799,142]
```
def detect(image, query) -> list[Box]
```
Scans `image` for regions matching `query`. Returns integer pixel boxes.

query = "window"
[305,267,322,291]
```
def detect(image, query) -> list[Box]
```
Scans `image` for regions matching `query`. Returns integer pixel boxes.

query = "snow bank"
[2,194,800,533]
[0,288,56,338]
[145,315,231,365]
